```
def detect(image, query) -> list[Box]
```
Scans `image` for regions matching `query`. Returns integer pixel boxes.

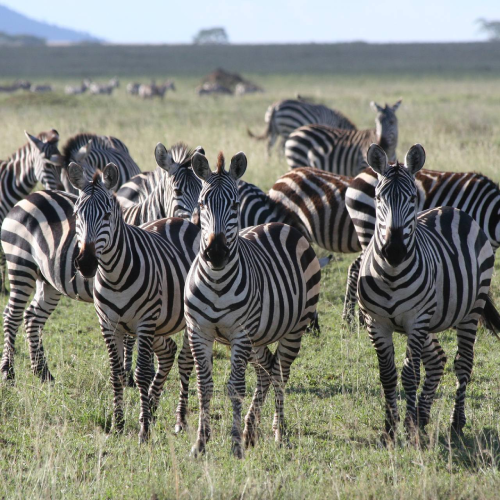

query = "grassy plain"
[1,64,500,499]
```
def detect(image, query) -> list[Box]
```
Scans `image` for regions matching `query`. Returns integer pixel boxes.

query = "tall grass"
[0,73,500,499]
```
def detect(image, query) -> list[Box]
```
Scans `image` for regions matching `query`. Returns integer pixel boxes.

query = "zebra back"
[60,133,141,193]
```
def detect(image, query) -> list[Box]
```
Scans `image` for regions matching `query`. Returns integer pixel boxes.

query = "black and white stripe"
[184,151,321,458]
[0,142,201,383]
[60,133,141,194]
[343,163,500,322]
[357,144,500,440]
[284,100,401,176]
[248,98,356,154]
[68,163,200,442]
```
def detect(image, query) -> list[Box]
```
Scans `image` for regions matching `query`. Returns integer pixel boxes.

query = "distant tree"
[476,18,500,41]
[0,31,45,46]
[193,27,229,45]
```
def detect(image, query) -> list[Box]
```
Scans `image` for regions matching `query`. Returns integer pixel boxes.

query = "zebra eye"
[103,212,111,221]
[174,188,183,196]
[199,201,205,209]
[231,201,239,211]
[375,196,381,203]
[410,195,416,202]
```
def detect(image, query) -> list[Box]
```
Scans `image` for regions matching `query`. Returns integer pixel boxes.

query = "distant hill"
[0,4,102,43]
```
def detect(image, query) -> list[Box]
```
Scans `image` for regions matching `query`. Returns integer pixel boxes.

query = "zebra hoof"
[190,441,205,458]
[243,425,258,448]
[174,422,186,434]
[38,367,55,383]
[126,372,136,388]
[139,427,150,444]
[231,441,244,459]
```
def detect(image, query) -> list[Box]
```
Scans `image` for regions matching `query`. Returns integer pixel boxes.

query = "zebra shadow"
[436,427,500,470]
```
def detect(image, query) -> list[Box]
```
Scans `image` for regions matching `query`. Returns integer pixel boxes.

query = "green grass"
[1,72,500,498]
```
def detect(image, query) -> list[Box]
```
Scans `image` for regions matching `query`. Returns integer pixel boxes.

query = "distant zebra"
[343,164,500,323]
[0,129,63,289]
[285,100,401,176]
[89,78,118,95]
[139,80,175,99]
[126,82,141,95]
[60,133,141,194]
[30,84,52,93]
[248,99,357,154]
[65,80,90,95]
[67,162,200,441]
[357,143,500,440]
[185,151,321,458]
[1,143,201,383]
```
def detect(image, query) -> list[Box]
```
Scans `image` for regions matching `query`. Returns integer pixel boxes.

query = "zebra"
[66,162,200,442]
[184,151,321,458]
[0,142,201,383]
[60,133,141,194]
[248,99,357,154]
[139,80,175,99]
[235,82,264,96]
[284,100,401,176]
[197,83,233,96]
[0,129,63,290]
[343,164,500,323]
[30,84,52,93]
[116,172,153,207]
[357,143,500,441]
[65,81,90,95]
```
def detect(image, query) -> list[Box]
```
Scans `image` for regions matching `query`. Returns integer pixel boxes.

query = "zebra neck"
[6,146,38,192]
[199,240,240,288]
[97,219,130,281]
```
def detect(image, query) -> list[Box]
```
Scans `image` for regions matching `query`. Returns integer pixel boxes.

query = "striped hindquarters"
[269,168,360,253]
[285,124,375,176]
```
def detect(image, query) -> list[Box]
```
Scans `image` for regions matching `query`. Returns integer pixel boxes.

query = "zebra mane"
[216,152,225,174]
[62,133,129,165]
[7,130,58,162]
[170,142,197,169]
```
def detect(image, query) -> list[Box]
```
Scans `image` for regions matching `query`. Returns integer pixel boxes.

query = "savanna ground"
[1,43,500,499]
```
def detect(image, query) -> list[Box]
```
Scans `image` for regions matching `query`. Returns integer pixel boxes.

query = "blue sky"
[3,0,499,44]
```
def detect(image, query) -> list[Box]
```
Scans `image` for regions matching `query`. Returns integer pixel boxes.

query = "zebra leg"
[124,335,136,388]
[99,320,126,434]
[149,336,177,418]
[342,252,363,325]
[417,334,447,429]
[135,325,156,443]
[227,335,252,459]
[270,330,303,444]
[0,250,7,294]
[366,319,398,442]
[24,280,62,382]
[1,265,37,382]
[401,329,428,440]
[243,346,273,448]
[175,330,194,433]
[189,327,214,457]
[451,318,478,435]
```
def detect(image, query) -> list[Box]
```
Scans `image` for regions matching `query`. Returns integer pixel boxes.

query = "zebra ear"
[24,131,44,151]
[194,146,205,156]
[392,99,402,112]
[367,144,388,176]
[154,143,175,174]
[75,140,93,162]
[67,162,87,191]
[229,152,247,180]
[191,153,211,181]
[405,144,425,175]
[370,101,384,113]
[102,163,120,191]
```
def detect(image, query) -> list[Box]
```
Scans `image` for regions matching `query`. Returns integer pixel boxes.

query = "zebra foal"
[358,143,500,441]
[185,151,321,458]
[68,162,200,441]
[285,100,401,176]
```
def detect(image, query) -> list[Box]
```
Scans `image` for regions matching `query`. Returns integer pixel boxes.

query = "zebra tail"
[481,295,500,340]
[318,255,333,269]
[247,105,276,140]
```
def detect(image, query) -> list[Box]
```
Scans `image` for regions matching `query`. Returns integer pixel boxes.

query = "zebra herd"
[1,94,500,457]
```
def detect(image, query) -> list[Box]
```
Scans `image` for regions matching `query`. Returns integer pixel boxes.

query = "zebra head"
[370,99,401,163]
[25,130,64,190]
[369,143,426,267]
[154,142,203,219]
[192,151,247,270]
[69,162,120,278]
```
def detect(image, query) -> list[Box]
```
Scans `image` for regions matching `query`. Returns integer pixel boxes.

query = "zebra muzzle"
[75,243,99,278]
[204,233,229,270]
[381,227,407,267]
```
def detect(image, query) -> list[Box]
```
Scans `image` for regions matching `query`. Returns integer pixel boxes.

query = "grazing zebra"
[0,142,201,383]
[185,151,321,458]
[0,129,63,289]
[67,162,200,441]
[139,80,175,99]
[285,100,401,176]
[197,83,233,96]
[65,80,90,95]
[357,143,500,440]
[126,82,140,95]
[248,99,357,154]
[343,164,500,323]
[235,82,264,96]
[60,133,141,194]
[30,84,52,93]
